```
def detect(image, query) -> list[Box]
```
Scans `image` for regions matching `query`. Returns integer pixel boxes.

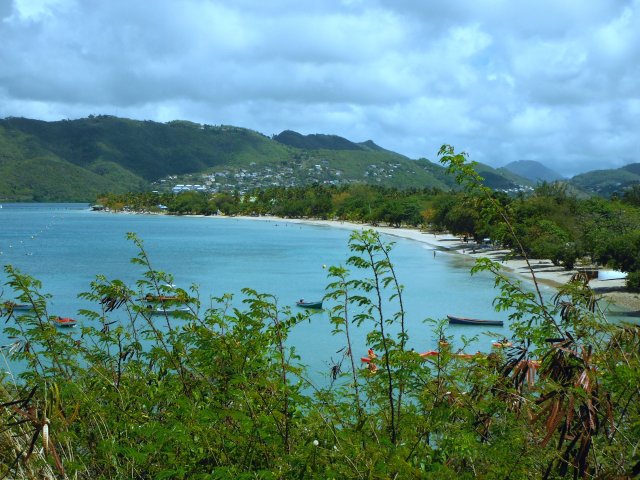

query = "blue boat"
[296,299,323,309]
[447,315,503,326]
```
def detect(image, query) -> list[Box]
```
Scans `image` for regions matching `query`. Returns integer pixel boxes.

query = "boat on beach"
[52,316,78,328]
[597,270,627,281]
[296,299,323,309]
[447,315,504,326]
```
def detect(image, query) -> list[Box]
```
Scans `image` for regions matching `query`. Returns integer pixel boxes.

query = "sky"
[0,0,638,176]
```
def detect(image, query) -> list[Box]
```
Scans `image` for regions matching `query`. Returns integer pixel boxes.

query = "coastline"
[228,215,640,315]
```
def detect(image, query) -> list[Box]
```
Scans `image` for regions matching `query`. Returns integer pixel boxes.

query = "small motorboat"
[447,315,504,326]
[52,317,78,328]
[296,299,323,309]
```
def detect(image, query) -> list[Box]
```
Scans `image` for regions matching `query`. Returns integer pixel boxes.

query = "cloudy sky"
[1,0,638,176]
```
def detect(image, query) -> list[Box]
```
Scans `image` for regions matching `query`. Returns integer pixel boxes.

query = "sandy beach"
[232,215,640,315]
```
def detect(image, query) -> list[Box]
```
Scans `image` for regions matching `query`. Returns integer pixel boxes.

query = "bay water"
[1,203,554,380]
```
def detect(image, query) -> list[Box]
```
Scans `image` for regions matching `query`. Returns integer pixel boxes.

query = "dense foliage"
[1,148,639,478]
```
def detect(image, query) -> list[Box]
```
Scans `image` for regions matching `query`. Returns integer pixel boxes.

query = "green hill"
[1,116,289,180]
[0,116,535,201]
[569,165,640,197]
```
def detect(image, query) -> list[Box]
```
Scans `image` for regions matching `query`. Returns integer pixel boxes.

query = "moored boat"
[447,315,504,326]
[145,306,191,316]
[52,316,78,328]
[1,301,33,312]
[492,340,513,348]
[419,350,439,358]
[296,299,323,309]
[142,294,185,303]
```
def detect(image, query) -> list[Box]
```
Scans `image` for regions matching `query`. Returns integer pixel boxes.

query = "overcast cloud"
[1,0,638,176]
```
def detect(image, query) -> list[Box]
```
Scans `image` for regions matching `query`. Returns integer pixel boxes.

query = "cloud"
[1,0,638,176]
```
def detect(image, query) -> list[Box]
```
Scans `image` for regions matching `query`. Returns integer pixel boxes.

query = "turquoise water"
[0,203,554,379]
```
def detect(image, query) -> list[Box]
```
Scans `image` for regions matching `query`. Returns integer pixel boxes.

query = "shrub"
[626,270,640,292]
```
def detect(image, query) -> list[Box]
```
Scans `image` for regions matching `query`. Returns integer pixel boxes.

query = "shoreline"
[96,207,639,316]
[227,215,640,315]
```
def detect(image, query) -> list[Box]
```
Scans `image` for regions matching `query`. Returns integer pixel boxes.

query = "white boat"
[146,305,191,316]
[597,270,627,281]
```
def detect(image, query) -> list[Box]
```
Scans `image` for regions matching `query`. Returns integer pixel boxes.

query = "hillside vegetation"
[571,163,640,197]
[3,115,637,202]
[0,116,532,201]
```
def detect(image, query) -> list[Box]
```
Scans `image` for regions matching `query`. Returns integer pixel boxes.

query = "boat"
[597,270,627,281]
[52,317,78,328]
[1,301,33,312]
[145,306,191,316]
[142,294,185,303]
[447,315,504,326]
[296,299,323,309]
[419,350,439,358]
[576,267,598,279]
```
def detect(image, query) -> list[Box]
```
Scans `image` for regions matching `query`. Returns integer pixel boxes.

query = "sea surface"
[1,203,559,380]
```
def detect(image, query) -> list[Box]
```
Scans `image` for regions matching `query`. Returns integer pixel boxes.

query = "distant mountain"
[501,160,564,183]
[569,163,640,197]
[0,116,536,201]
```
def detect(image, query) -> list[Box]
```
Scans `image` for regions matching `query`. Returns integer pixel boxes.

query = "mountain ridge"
[1,115,635,202]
